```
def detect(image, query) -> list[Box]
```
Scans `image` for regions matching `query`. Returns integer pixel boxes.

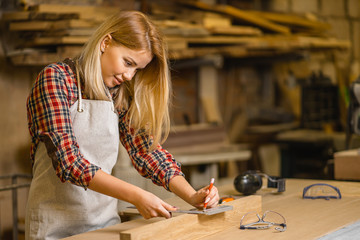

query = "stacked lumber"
[1,1,351,66]
[156,1,350,59]
[2,4,119,65]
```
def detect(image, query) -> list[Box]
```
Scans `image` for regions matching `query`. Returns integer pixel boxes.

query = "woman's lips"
[114,76,122,85]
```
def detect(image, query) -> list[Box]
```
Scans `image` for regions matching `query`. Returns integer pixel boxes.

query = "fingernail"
[205,197,210,203]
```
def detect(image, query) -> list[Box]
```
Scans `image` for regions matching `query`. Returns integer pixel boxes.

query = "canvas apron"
[25,70,120,240]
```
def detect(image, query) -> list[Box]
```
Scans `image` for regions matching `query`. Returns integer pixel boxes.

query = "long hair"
[78,11,171,151]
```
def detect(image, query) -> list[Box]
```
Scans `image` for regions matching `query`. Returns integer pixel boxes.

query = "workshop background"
[0,0,359,239]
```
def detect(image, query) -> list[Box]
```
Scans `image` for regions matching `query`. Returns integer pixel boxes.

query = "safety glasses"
[303,183,341,200]
[240,210,287,232]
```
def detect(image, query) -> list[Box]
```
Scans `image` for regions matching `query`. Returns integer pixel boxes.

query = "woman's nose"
[123,69,136,81]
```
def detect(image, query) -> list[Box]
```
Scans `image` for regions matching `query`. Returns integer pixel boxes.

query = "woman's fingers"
[205,186,219,208]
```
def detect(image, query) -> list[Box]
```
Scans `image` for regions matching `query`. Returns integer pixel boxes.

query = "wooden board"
[1,11,78,21]
[178,1,290,34]
[10,19,98,31]
[28,4,118,21]
[9,21,54,31]
[120,196,261,240]
[334,149,360,180]
[249,11,331,31]
[208,25,262,36]
[31,36,89,45]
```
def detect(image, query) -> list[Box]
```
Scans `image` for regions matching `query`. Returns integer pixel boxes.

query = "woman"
[25,10,219,239]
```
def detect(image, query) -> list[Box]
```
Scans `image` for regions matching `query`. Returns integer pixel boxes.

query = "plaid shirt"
[27,61,183,190]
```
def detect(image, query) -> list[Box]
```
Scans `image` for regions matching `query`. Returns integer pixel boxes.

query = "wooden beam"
[31,36,89,45]
[10,19,99,31]
[178,1,291,34]
[31,4,117,20]
[249,11,331,31]
[2,11,32,21]
[208,25,262,36]
[9,21,53,31]
[120,195,262,240]
[1,11,78,21]
[217,5,291,34]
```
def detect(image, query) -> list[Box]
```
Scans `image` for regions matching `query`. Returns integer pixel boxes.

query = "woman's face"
[100,36,153,88]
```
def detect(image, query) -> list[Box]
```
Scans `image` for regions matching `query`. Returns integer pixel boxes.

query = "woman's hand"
[190,184,220,209]
[169,176,220,210]
[88,170,176,219]
[132,190,177,219]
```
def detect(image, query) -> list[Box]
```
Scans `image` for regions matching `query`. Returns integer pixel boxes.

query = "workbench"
[64,178,360,240]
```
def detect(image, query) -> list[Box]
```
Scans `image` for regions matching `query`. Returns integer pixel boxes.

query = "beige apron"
[25,70,120,240]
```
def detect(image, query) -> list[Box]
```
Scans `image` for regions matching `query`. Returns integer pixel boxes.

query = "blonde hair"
[78,11,171,151]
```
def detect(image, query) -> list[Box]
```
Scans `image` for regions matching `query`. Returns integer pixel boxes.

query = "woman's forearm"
[169,175,197,205]
[88,169,143,204]
[88,169,176,219]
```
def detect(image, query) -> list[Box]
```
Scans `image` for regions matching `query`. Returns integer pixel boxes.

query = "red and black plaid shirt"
[27,61,183,190]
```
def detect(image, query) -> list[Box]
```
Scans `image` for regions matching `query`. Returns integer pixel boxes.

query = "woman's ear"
[100,34,112,53]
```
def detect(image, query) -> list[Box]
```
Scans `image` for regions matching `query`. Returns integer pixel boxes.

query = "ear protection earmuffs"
[234,170,285,195]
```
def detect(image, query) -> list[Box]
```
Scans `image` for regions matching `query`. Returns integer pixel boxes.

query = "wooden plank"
[9,19,98,31]
[157,20,210,37]
[48,28,96,37]
[249,11,331,31]
[31,36,89,45]
[31,4,117,21]
[208,25,262,36]
[52,19,99,29]
[32,4,100,14]
[120,196,261,240]
[2,11,32,21]
[166,36,255,44]
[295,36,351,49]
[9,21,54,31]
[178,1,291,34]
[1,11,78,21]
[334,149,360,180]
[63,218,162,240]
[167,35,350,50]
[217,5,291,34]
[201,13,232,28]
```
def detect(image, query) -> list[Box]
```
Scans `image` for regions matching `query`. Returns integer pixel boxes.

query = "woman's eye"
[125,60,132,66]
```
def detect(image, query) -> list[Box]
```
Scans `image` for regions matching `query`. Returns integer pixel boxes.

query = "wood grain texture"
[120,195,261,240]
[205,178,360,239]
[63,179,360,240]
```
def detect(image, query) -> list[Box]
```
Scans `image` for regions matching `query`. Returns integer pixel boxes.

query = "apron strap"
[75,61,83,113]
[63,58,83,113]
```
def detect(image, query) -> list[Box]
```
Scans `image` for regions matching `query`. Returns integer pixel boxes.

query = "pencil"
[203,178,215,209]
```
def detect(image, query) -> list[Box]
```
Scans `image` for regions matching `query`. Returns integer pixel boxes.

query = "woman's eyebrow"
[127,57,137,66]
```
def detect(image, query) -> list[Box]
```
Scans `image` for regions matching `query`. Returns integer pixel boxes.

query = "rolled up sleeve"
[27,63,99,189]
[118,112,184,191]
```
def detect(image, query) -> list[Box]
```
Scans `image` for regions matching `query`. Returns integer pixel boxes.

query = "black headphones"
[234,170,286,195]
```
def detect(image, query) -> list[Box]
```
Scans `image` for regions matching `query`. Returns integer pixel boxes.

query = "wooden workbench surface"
[209,178,360,239]
[64,178,360,240]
